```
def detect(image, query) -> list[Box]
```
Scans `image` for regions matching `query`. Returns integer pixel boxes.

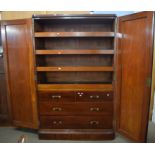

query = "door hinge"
[146,77,152,87]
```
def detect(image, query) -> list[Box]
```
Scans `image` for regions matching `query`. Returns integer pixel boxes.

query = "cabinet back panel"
[34,19,114,32]
[36,55,113,67]
[35,38,114,50]
[37,72,113,84]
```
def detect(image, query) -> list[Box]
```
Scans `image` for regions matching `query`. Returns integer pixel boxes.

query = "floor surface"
[0,122,154,143]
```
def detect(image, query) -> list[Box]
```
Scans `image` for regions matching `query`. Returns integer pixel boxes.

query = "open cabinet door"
[1,19,38,129]
[116,11,154,142]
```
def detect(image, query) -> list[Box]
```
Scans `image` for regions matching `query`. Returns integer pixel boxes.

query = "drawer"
[40,115,113,129]
[39,102,113,115]
[76,91,113,102]
[38,91,75,103]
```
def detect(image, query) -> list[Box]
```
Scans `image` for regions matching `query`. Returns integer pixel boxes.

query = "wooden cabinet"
[1,19,38,129]
[1,12,154,142]
[33,14,116,140]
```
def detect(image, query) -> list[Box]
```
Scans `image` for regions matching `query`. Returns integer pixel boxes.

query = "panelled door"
[1,19,38,129]
[116,12,154,142]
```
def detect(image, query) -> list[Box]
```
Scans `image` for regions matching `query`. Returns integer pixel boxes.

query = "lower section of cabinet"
[39,129,115,140]
[38,90,114,140]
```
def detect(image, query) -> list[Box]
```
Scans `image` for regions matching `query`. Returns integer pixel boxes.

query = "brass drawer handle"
[51,95,61,99]
[77,92,84,97]
[90,121,99,125]
[90,107,100,112]
[52,107,62,111]
[90,95,100,99]
[52,121,62,125]
[106,93,110,97]
[77,92,84,95]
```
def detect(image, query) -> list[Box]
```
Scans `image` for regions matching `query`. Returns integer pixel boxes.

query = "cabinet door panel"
[2,19,38,129]
[116,12,154,142]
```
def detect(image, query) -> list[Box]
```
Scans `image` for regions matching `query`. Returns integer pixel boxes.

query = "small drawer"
[38,91,75,103]
[40,115,113,129]
[39,102,113,115]
[76,91,113,102]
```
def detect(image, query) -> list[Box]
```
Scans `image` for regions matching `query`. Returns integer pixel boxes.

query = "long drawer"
[39,102,113,115]
[40,115,113,129]
[38,91,113,103]
[38,91,75,102]
[76,91,113,102]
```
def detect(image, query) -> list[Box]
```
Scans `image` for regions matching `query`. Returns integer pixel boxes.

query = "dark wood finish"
[0,13,152,141]
[36,49,114,55]
[2,19,38,129]
[33,14,116,18]
[38,84,113,91]
[39,102,113,115]
[33,14,116,140]
[36,66,114,72]
[38,91,113,102]
[39,129,115,140]
[38,91,75,102]
[37,72,113,84]
[40,115,113,129]
[36,55,113,67]
[76,91,113,102]
[116,12,154,142]
[35,38,114,50]
[34,16,115,33]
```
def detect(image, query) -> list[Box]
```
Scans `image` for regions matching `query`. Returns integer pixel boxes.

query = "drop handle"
[77,92,84,97]
[89,121,99,125]
[90,95,100,99]
[106,93,110,97]
[52,121,62,125]
[51,95,61,99]
[90,107,100,112]
[52,107,62,111]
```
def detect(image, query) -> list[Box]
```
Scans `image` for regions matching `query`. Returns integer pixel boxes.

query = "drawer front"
[39,102,113,115]
[38,91,75,103]
[40,115,113,129]
[76,91,113,102]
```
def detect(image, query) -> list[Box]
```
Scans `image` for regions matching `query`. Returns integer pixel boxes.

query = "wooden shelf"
[36,66,114,72]
[38,84,113,91]
[36,50,114,55]
[35,32,115,37]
